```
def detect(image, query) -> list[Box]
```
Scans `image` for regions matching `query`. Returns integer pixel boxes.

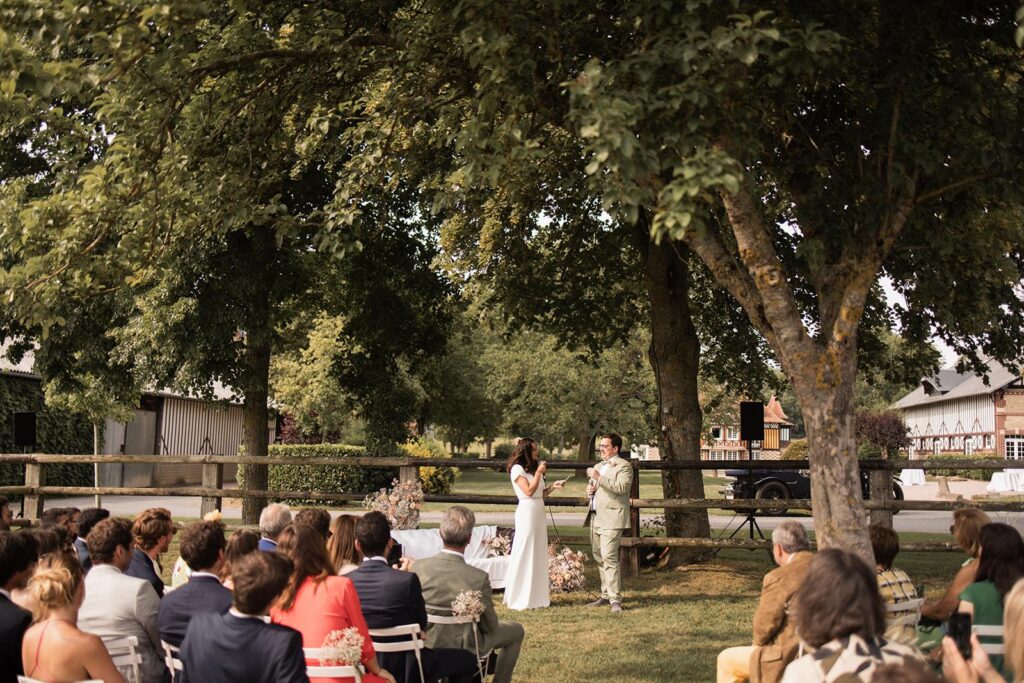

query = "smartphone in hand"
[948,612,973,661]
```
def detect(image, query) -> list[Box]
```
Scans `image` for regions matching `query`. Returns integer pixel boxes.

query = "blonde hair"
[26,552,83,621]
[1005,579,1024,683]
[952,507,991,557]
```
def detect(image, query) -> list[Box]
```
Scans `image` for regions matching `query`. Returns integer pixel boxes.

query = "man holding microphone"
[585,433,633,613]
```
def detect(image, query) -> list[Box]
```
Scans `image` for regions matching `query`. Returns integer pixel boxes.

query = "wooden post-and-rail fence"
[3,453,1024,576]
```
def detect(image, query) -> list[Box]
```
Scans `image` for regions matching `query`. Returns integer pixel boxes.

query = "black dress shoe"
[586,597,610,607]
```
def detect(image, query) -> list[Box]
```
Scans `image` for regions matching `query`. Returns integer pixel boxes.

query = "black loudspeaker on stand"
[726,401,768,544]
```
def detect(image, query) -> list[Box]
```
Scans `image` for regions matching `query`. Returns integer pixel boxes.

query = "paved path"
[28,477,1023,534]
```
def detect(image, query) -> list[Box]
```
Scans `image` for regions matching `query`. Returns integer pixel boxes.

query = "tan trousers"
[716,645,754,683]
[590,525,624,602]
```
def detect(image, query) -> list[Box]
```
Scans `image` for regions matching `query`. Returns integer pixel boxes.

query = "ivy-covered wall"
[0,374,95,496]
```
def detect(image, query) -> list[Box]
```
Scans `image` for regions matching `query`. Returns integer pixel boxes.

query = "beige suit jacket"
[592,456,633,530]
[413,551,500,653]
[749,550,814,683]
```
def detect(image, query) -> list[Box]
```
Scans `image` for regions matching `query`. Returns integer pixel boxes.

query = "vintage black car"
[722,468,904,515]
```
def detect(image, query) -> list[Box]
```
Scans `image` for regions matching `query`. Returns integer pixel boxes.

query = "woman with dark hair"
[326,514,360,575]
[781,549,922,682]
[219,529,260,589]
[270,524,395,683]
[955,522,1024,679]
[504,438,565,610]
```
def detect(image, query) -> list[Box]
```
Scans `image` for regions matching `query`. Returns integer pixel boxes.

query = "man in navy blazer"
[0,531,39,683]
[159,520,233,647]
[348,512,477,683]
[257,502,292,552]
[75,507,110,571]
[126,508,175,598]
[180,551,308,683]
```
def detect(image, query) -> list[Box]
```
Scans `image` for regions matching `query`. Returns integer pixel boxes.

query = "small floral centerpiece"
[482,535,511,557]
[320,627,364,667]
[548,545,587,593]
[452,589,486,620]
[362,479,424,530]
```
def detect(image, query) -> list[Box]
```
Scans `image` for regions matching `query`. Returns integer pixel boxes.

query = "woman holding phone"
[503,438,565,610]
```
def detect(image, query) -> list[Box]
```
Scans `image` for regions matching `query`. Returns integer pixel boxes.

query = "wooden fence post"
[621,459,641,578]
[200,461,224,518]
[23,461,45,521]
[869,462,894,529]
[399,464,419,485]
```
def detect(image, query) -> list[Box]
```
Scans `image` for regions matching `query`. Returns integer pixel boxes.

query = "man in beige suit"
[716,521,813,683]
[414,506,525,683]
[586,433,633,613]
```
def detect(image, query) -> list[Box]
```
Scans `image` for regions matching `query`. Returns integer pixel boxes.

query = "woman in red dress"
[270,524,395,683]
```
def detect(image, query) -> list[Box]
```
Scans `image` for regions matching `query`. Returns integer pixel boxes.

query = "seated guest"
[159,520,232,647]
[20,551,125,683]
[76,508,111,570]
[955,522,1024,679]
[1,531,39,683]
[414,506,525,683]
[716,521,813,683]
[64,507,81,541]
[781,549,922,682]
[870,659,943,683]
[294,508,332,542]
[869,524,920,645]
[179,552,307,683]
[259,503,292,552]
[0,496,12,532]
[327,515,360,575]
[270,524,395,683]
[39,507,68,529]
[349,512,478,683]
[221,529,260,589]
[921,507,990,623]
[127,507,175,598]
[942,577,1024,683]
[78,518,167,683]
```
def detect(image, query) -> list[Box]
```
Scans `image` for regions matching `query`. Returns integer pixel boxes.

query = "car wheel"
[755,481,791,515]
[892,483,904,515]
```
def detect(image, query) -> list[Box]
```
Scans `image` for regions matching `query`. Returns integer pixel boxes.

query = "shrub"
[781,439,808,461]
[926,452,997,481]
[858,443,883,460]
[493,443,514,461]
[264,444,398,506]
[401,438,460,495]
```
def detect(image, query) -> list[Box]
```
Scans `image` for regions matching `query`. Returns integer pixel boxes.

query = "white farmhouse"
[891,360,1024,459]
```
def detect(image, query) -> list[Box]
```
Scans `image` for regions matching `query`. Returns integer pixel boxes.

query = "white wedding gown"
[504,464,551,610]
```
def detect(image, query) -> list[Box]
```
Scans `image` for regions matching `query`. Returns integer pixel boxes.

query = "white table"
[390,525,511,589]
[900,469,926,486]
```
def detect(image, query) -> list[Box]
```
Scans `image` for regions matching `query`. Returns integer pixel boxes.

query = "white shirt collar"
[0,588,11,601]
[189,571,222,582]
[364,556,388,564]
[440,549,465,558]
[261,537,277,548]
[228,607,265,621]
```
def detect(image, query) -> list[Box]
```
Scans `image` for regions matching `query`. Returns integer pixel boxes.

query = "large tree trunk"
[790,349,871,559]
[240,228,275,525]
[640,230,711,563]
[577,429,596,461]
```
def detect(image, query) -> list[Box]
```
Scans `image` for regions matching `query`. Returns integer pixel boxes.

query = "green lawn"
[160,527,962,682]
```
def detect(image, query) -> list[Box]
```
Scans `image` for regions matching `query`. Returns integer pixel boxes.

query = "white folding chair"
[426,605,492,681]
[368,624,426,683]
[973,625,1005,655]
[886,597,924,629]
[102,635,142,683]
[161,640,183,676]
[303,647,364,681]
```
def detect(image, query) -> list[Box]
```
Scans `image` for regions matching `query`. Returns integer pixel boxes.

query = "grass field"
[160,522,962,683]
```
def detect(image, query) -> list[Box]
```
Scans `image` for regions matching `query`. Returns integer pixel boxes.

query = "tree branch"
[189,49,323,77]
[915,174,992,205]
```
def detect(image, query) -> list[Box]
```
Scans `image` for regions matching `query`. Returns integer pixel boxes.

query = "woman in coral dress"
[270,525,395,683]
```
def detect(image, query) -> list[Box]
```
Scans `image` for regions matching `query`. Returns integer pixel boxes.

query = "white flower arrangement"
[362,479,424,530]
[482,535,511,557]
[320,627,364,666]
[548,545,587,593]
[451,589,486,620]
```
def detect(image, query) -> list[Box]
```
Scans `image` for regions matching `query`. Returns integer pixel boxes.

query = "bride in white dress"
[504,438,565,610]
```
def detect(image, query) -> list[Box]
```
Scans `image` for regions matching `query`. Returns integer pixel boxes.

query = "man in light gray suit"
[78,517,166,683]
[586,433,634,613]
[414,506,525,683]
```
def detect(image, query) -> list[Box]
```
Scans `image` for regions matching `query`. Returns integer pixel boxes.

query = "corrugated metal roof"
[891,359,1021,410]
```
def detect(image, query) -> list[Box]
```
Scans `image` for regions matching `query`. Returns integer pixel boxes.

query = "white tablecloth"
[389,525,511,589]
[987,470,1024,493]
[900,469,926,486]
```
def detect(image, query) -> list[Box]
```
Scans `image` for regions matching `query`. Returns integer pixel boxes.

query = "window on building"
[965,438,974,456]
[1006,437,1024,460]
[780,427,790,441]
[726,451,740,461]
[711,427,722,441]
[727,427,739,441]
[933,439,941,455]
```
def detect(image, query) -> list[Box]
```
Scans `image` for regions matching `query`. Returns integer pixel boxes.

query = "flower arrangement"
[482,535,511,557]
[362,479,423,530]
[548,545,587,593]
[320,627,364,667]
[451,590,486,620]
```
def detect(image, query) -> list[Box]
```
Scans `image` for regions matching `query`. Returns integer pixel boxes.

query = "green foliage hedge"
[781,438,808,460]
[401,438,459,495]
[0,375,94,499]
[926,452,997,481]
[264,444,398,506]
